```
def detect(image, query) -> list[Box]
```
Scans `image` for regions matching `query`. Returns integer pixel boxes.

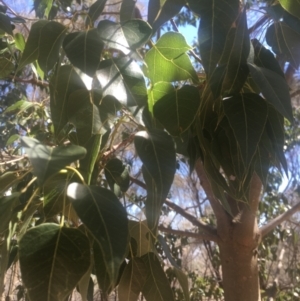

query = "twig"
[8,76,49,88]
[129,175,219,242]
[260,201,300,238]
[158,225,217,241]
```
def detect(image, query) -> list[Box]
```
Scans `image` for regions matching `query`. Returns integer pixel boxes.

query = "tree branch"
[260,201,300,238]
[158,225,219,242]
[129,176,219,242]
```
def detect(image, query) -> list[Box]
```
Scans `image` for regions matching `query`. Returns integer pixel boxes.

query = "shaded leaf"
[50,65,86,138]
[223,93,268,169]
[105,158,130,195]
[96,57,147,106]
[33,0,53,18]
[0,58,14,79]
[4,100,34,115]
[118,258,147,301]
[0,12,13,35]
[14,32,25,51]
[21,137,86,186]
[85,0,107,27]
[279,0,300,19]
[19,224,90,301]
[0,193,19,235]
[67,183,129,287]
[19,20,66,73]
[120,0,136,22]
[174,268,190,301]
[248,63,293,122]
[134,130,176,232]
[141,252,175,301]
[153,85,201,136]
[0,172,18,194]
[144,32,198,84]
[63,29,104,76]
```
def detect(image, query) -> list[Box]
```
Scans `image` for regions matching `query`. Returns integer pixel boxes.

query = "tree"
[0,0,300,300]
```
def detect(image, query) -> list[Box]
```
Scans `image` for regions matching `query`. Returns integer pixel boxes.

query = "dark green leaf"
[63,29,104,76]
[144,32,198,84]
[134,130,176,232]
[120,0,136,22]
[85,0,107,27]
[21,137,86,186]
[279,0,300,19]
[141,252,175,301]
[0,12,13,35]
[95,57,147,106]
[19,224,90,301]
[147,0,160,25]
[4,100,34,115]
[148,82,174,114]
[223,93,268,169]
[50,65,86,138]
[0,193,19,235]
[0,172,18,194]
[67,183,129,287]
[174,268,190,301]
[105,158,130,195]
[118,258,148,301]
[33,0,53,18]
[248,63,293,122]
[18,20,66,73]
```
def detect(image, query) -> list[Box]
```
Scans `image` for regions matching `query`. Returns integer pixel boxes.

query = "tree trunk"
[219,235,261,301]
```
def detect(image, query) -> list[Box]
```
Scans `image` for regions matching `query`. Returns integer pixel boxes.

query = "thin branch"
[8,76,49,88]
[129,176,219,242]
[260,201,300,238]
[158,225,218,242]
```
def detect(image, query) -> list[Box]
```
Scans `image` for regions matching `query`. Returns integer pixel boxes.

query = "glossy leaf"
[85,0,107,27]
[97,19,152,53]
[0,12,13,35]
[144,32,198,84]
[141,252,175,301]
[223,93,268,169]
[19,20,66,73]
[279,0,300,19]
[153,85,201,136]
[0,58,14,79]
[134,130,176,232]
[95,57,147,106]
[67,183,129,287]
[128,220,153,257]
[118,258,147,301]
[19,224,90,301]
[151,0,185,33]
[104,158,130,195]
[50,65,86,138]
[21,137,86,186]
[248,63,293,122]
[63,29,104,76]
[148,82,174,113]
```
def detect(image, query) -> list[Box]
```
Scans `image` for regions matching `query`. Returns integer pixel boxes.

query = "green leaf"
[144,32,198,84]
[85,0,107,27]
[34,0,53,18]
[95,57,147,106]
[19,223,91,301]
[0,12,13,35]
[141,252,175,301]
[153,85,201,136]
[63,29,104,77]
[248,63,293,122]
[197,0,239,76]
[279,0,300,19]
[223,93,268,169]
[266,21,300,68]
[120,0,136,22]
[50,65,86,138]
[21,137,86,186]
[0,58,14,78]
[104,158,130,195]
[97,19,152,53]
[0,193,19,235]
[128,220,153,257]
[151,0,186,33]
[251,39,285,78]
[4,100,34,115]
[6,134,20,145]
[18,20,66,73]
[14,32,25,51]
[118,258,148,301]
[174,268,190,301]
[67,183,129,287]
[134,130,176,232]
[147,0,160,25]
[148,82,174,114]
